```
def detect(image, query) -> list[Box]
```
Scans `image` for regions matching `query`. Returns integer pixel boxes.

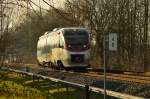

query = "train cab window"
[64,29,89,45]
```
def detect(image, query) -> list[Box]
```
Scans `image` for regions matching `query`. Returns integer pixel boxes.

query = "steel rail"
[5,65,150,84]
[23,65,150,84]
[79,72,150,84]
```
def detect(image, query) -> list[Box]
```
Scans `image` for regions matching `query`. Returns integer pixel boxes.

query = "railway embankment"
[0,69,107,99]
[1,66,149,98]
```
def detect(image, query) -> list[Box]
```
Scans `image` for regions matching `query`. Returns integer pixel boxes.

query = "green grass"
[0,70,104,99]
[0,81,45,99]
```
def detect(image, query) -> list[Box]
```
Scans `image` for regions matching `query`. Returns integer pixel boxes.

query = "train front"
[62,28,90,68]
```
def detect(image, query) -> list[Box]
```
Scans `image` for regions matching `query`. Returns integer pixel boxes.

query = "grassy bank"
[0,69,104,99]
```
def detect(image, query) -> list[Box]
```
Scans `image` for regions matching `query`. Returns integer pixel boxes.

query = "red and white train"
[37,27,91,69]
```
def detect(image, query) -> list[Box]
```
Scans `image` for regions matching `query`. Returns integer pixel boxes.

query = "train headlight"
[83,45,87,48]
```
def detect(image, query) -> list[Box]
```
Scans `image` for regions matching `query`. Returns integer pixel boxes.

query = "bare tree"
[64,0,150,71]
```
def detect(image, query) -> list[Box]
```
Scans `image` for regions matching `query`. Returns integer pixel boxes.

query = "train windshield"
[64,29,89,45]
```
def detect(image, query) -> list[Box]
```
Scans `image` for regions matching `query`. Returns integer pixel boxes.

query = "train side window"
[59,37,64,48]
[54,36,57,48]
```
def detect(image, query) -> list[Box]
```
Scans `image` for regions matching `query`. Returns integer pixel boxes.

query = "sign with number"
[109,33,117,51]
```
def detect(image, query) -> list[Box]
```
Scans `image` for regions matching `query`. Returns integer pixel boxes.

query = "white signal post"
[103,33,106,99]
[109,33,117,51]
[103,33,117,99]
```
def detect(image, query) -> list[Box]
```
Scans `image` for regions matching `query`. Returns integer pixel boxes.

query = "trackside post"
[85,84,90,99]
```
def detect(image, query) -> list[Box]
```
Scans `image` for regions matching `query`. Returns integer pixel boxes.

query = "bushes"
[0,81,45,99]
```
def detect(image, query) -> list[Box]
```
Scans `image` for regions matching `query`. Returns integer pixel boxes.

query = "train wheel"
[38,63,42,67]
[43,61,49,67]
[65,68,71,71]
[48,62,52,68]
[57,60,64,70]
[42,61,46,67]
[88,64,91,68]
[51,62,55,69]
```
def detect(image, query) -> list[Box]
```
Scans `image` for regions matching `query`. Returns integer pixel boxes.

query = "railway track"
[3,64,150,85]
[1,66,147,99]
[38,67,150,85]
[80,71,150,84]
[1,64,150,98]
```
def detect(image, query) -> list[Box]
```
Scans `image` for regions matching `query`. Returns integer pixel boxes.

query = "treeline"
[64,0,150,71]
[0,0,149,71]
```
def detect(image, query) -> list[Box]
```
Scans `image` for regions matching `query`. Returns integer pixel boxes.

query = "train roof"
[59,27,87,31]
[38,27,88,39]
